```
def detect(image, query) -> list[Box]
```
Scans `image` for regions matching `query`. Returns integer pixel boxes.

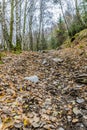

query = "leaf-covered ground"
[0,46,87,130]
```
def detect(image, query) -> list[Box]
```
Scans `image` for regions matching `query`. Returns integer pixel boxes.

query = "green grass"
[0,60,4,64]
[12,50,22,54]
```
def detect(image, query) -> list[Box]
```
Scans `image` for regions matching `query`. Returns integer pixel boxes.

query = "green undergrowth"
[63,38,72,48]
[63,29,87,48]
[12,50,22,54]
[0,60,4,64]
[0,52,6,64]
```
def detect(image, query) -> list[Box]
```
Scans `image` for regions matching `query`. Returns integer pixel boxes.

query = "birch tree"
[22,0,28,50]
[10,0,14,48]
[28,0,36,51]
[0,0,11,50]
[15,0,21,50]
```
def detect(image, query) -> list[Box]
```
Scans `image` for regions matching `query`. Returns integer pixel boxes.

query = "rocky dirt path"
[0,48,87,130]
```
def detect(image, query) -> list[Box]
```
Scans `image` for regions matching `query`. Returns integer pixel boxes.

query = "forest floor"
[0,44,87,130]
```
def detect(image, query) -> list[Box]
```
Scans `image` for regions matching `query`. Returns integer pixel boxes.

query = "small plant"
[79,45,84,49]
[0,60,4,64]
[0,53,4,64]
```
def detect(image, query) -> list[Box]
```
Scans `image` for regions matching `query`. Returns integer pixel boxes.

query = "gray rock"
[76,98,85,104]
[14,123,23,128]
[24,75,39,83]
[42,59,47,65]
[76,84,84,88]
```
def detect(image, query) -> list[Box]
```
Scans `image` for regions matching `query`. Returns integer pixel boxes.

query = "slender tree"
[10,0,14,48]
[15,0,21,50]
[1,0,11,50]
[22,0,28,50]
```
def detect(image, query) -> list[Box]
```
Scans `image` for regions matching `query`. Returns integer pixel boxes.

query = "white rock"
[58,127,65,130]
[53,58,63,63]
[24,75,39,83]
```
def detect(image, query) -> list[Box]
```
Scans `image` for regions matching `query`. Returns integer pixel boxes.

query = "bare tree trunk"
[22,0,27,50]
[15,0,21,50]
[10,0,14,48]
[29,15,33,51]
[0,2,4,49]
[19,0,22,36]
[0,0,11,50]
[28,0,35,51]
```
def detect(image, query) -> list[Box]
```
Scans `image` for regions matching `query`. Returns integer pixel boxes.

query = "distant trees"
[52,0,87,42]
[38,0,48,50]
[0,0,87,51]
[49,14,66,49]
[48,0,87,49]
[67,0,86,37]
[81,0,87,25]
[56,15,66,46]
[0,0,53,51]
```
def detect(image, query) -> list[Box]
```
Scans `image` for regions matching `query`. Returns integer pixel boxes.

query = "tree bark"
[10,0,14,48]
[0,0,11,50]
[22,0,27,50]
[15,0,21,50]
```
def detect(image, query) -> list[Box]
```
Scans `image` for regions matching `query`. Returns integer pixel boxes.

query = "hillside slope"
[63,29,87,49]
